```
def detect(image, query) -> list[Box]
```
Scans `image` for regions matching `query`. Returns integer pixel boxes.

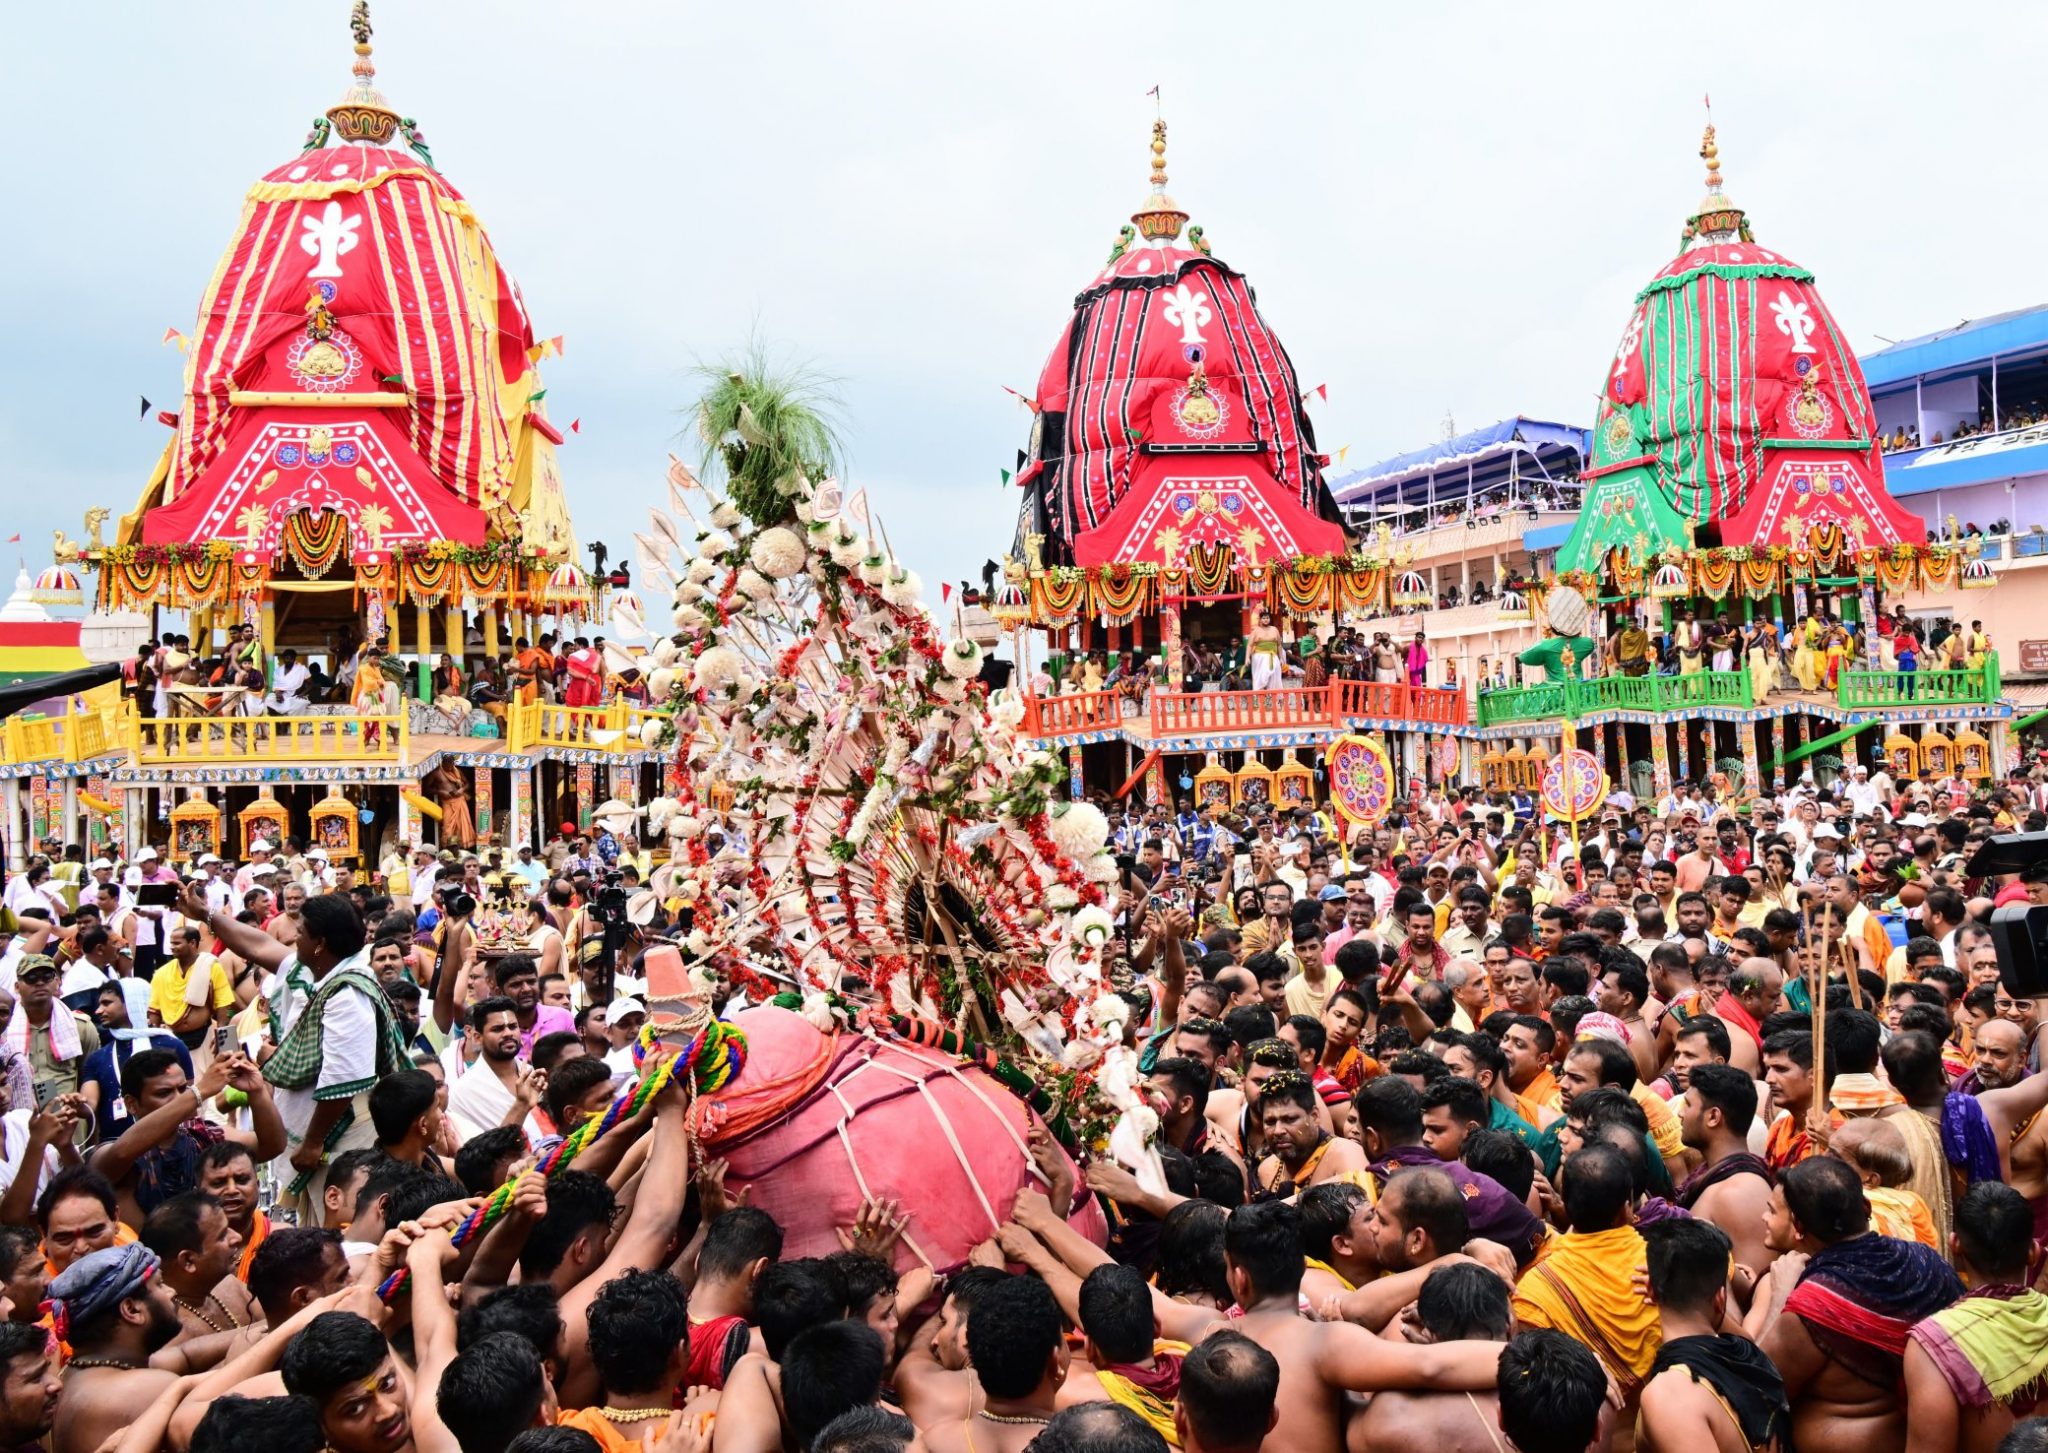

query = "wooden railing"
[1020,682,1471,740]
[1838,654,2001,710]
[1477,670,1753,727]
[2,706,131,766]
[506,700,675,753]
[133,709,410,766]
[1022,691,1124,736]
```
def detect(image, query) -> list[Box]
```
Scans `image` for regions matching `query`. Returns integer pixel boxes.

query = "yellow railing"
[1,706,128,766]
[131,707,410,766]
[506,700,674,753]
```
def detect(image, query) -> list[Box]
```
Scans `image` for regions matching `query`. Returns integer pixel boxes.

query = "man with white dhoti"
[1247,611,1285,691]
[266,649,312,715]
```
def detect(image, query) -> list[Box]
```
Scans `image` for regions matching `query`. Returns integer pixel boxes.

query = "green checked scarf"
[263,959,412,1097]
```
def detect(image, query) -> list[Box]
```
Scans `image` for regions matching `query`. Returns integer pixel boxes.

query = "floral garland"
[281,511,349,577]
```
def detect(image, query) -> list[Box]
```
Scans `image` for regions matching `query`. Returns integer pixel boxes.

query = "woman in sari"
[1823,623,1851,689]
[431,653,469,721]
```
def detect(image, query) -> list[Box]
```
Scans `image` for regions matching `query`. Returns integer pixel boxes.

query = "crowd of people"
[0,745,2047,1453]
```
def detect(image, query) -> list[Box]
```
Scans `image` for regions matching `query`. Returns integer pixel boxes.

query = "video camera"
[1965,832,2048,996]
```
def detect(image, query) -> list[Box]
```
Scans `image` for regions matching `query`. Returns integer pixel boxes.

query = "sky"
[5,2,2046,630]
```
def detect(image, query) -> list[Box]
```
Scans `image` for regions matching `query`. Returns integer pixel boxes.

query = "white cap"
[1899,812,1932,828]
[135,846,158,861]
[89,859,113,872]
[123,867,143,886]
[1814,824,1842,840]
[250,862,279,878]
[605,996,647,1024]
[196,854,219,867]
[307,848,328,860]
[250,839,274,854]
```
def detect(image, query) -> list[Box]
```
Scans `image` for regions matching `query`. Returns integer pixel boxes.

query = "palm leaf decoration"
[687,341,843,529]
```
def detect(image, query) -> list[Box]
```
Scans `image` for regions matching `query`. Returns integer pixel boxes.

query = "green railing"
[1477,670,1753,727]
[1838,653,2001,710]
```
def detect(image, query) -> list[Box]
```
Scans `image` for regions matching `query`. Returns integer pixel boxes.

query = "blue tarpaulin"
[1523,522,1575,553]
[1881,429,2048,498]
[1862,305,2048,390]
[1329,417,1589,507]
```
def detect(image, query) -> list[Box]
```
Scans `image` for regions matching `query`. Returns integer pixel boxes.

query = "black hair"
[810,1406,917,1452]
[437,1331,547,1453]
[1284,1013,1326,1059]
[1599,957,1650,1008]
[189,1396,325,1453]
[783,1321,889,1451]
[1333,937,1380,985]
[140,1190,223,1264]
[1415,1260,1512,1342]
[1189,1149,1247,1210]
[1155,1201,1231,1307]
[1564,1035,1637,1093]
[458,1283,565,1369]
[299,893,367,963]
[1297,1180,1368,1263]
[35,1165,116,1230]
[1462,1128,1535,1201]
[825,1250,896,1318]
[965,1273,1063,1398]
[529,1031,582,1072]
[454,1126,527,1195]
[1174,1017,1232,1059]
[1957,1181,2035,1285]
[506,1432,601,1453]
[1497,1329,1606,1453]
[1567,1086,1646,1139]
[518,1170,617,1280]
[1782,1155,1871,1244]
[542,1056,615,1128]
[585,1269,687,1394]
[1179,1330,1279,1452]
[1672,1015,1731,1060]
[1560,1144,1632,1231]
[1422,1075,1489,1127]
[1078,1262,1156,1365]
[119,1047,183,1102]
[1384,1167,1470,1254]
[1687,1062,1758,1136]
[368,1069,440,1146]
[1386,1049,1450,1085]
[244,1228,342,1326]
[280,1311,391,1404]
[0,1225,40,1283]
[755,1258,845,1361]
[1150,1056,1212,1121]
[490,954,539,990]
[1353,1075,1424,1144]
[469,995,520,1032]
[1242,952,1287,987]
[1641,1217,1733,1314]
[1506,1014,1556,1054]
[1256,1069,1317,1117]
[1221,1004,1277,1053]
[1541,957,1591,999]
[698,1206,784,1282]
[1223,1200,1303,1299]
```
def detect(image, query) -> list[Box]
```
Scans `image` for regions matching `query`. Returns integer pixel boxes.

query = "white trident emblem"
[300,201,362,279]
[1770,291,1818,355]
[1161,283,1212,346]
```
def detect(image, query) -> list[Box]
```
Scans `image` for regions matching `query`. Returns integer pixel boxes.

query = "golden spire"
[1682,99,1747,250]
[327,1,400,145]
[1131,112,1189,244]
[1701,120,1722,195]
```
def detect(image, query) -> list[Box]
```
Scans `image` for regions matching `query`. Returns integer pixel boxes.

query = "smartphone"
[214,1024,232,1054]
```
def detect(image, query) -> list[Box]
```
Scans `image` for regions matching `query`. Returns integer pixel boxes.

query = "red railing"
[1021,681,1468,740]
[1023,690,1124,736]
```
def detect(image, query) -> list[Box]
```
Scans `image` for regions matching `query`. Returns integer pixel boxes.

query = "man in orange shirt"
[511,636,553,706]
[1763,1029,1839,1172]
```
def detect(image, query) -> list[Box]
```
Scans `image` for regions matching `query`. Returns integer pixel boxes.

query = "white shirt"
[270,662,311,709]
[0,1109,61,1205]
[447,1057,526,1144]
[267,952,380,1177]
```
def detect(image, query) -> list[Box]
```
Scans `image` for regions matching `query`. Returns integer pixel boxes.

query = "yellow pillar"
[483,607,501,662]
[414,604,432,661]
[446,606,465,665]
[259,599,276,658]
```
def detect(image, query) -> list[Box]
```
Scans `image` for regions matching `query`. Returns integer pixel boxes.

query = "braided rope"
[375,1017,748,1300]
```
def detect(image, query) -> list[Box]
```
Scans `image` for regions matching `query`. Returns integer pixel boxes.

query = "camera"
[1966,833,2048,997]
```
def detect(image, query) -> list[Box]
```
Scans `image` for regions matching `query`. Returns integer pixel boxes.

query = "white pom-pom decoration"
[749,527,807,580]
[1069,904,1115,948]
[1047,801,1110,858]
[709,502,743,529]
[940,639,984,680]
[693,646,747,693]
[827,530,868,569]
[697,531,734,560]
[648,666,679,699]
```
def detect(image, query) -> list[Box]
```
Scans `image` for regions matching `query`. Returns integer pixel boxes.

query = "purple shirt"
[1371,1143,1543,1263]
[519,1004,577,1058]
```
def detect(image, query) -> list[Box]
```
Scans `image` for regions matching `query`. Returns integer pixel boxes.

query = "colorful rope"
[375,1018,748,1300]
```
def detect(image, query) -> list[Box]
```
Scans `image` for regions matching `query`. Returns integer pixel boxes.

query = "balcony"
[1477,671,1754,727]
[506,700,674,753]
[1023,681,1470,743]
[136,710,410,766]
[1837,656,2001,710]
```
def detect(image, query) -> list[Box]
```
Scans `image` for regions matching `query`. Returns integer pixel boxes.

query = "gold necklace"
[978,1411,1051,1425]
[598,1408,672,1425]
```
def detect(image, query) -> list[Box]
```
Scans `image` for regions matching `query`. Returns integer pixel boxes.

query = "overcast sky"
[5,2,2044,627]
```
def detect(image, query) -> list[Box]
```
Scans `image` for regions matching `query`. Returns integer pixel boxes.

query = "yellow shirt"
[148,954,235,1027]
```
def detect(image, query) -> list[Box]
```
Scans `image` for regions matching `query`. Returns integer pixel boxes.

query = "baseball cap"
[1813,823,1842,840]
[605,996,647,1025]
[196,854,219,867]
[136,846,159,861]
[1318,885,1347,902]
[250,839,275,853]
[89,858,113,872]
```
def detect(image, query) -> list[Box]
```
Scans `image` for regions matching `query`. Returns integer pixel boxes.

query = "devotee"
[1637,1218,1790,1453]
[1347,1261,1513,1453]
[1674,1063,1778,1280]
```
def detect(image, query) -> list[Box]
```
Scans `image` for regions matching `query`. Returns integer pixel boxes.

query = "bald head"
[1733,957,1783,1011]
[1831,1116,1912,1189]
[1974,1017,2028,1091]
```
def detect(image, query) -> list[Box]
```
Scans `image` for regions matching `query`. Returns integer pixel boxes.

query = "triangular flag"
[530,389,548,402]
[569,419,581,434]
[1000,468,1013,486]
[5,535,18,544]
[941,582,953,602]
[1001,385,1040,414]
[138,396,151,420]
[1016,449,1028,470]
[1312,383,1328,402]
[1336,445,1350,464]
[1125,427,1144,443]
[549,334,565,357]
[381,373,406,386]
[160,327,187,352]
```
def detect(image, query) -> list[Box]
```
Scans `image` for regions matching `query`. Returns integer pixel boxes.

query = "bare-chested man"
[48,1244,187,1453]
[1252,1071,1364,1198]
[1638,1217,1789,1453]
[1348,1262,1512,1453]
[1675,1064,1778,1285]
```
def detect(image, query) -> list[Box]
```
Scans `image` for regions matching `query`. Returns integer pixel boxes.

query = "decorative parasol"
[1649,561,1690,600]
[1961,559,1996,589]
[1495,588,1530,622]
[544,563,589,607]
[1392,570,1432,609]
[29,566,82,607]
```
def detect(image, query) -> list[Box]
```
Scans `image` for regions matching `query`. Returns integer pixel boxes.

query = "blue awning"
[1524,522,1575,552]
[1881,429,2048,498]
[1329,417,1589,507]
[1862,305,2048,390]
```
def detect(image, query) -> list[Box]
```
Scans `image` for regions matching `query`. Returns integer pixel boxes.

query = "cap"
[605,996,647,1024]
[414,845,436,859]
[1318,885,1347,902]
[1899,812,1932,828]
[250,862,279,878]
[89,859,113,872]
[307,848,328,860]
[1574,1011,1632,1045]
[250,839,275,853]
[438,849,459,865]
[135,846,159,861]
[1813,823,1843,840]
[195,854,219,867]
